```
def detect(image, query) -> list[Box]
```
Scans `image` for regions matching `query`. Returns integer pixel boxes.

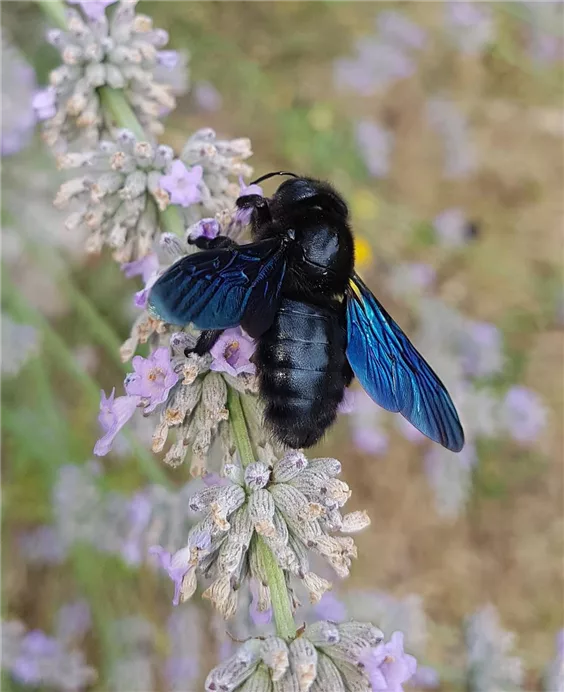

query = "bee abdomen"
[257,298,348,448]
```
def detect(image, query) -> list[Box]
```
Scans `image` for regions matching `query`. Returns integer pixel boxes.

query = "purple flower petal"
[235,177,264,226]
[157,50,179,69]
[67,0,116,20]
[124,347,178,413]
[93,389,140,457]
[210,327,256,377]
[32,87,57,121]
[149,545,193,606]
[160,161,203,207]
[188,218,220,241]
[360,631,417,692]
[121,254,159,283]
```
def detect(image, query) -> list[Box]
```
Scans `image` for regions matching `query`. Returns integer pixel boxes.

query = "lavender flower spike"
[161,450,369,617]
[2,38,37,157]
[125,347,179,413]
[205,621,386,691]
[93,388,139,456]
[36,0,188,150]
[500,386,547,445]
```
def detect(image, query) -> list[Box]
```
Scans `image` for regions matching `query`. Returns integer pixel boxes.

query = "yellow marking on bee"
[349,277,362,299]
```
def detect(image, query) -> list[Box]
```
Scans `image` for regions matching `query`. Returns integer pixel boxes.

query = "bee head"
[273,177,348,219]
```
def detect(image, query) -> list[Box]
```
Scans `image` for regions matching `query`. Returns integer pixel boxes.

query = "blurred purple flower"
[194,81,223,112]
[396,417,426,445]
[67,0,117,20]
[388,262,436,300]
[360,631,417,692]
[56,601,91,643]
[424,442,477,518]
[2,40,36,157]
[529,32,564,66]
[427,98,476,179]
[121,492,153,565]
[433,208,468,247]
[351,390,390,454]
[165,657,199,689]
[334,38,415,95]
[462,321,504,378]
[410,665,440,688]
[445,2,494,55]
[314,592,347,623]
[210,327,256,377]
[5,621,95,690]
[150,531,211,606]
[465,605,523,690]
[32,87,57,121]
[354,427,389,455]
[338,387,356,414]
[93,388,140,457]
[122,253,160,309]
[249,579,272,626]
[125,347,178,413]
[12,631,61,685]
[544,629,564,691]
[18,525,67,565]
[188,217,221,241]
[202,472,230,487]
[235,177,264,226]
[121,254,159,283]
[501,386,547,444]
[377,11,427,50]
[157,50,180,69]
[160,161,203,207]
[355,119,394,178]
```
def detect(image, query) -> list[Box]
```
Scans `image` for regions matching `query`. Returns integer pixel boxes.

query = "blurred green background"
[2,2,563,690]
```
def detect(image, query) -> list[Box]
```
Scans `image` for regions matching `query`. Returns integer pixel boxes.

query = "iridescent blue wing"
[148,238,287,337]
[346,272,464,452]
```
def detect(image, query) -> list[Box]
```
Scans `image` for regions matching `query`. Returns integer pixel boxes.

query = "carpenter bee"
[149,172,465,452]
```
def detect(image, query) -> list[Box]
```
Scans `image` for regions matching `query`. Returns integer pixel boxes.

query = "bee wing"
[148,238,287,338]
[346,272,464,452]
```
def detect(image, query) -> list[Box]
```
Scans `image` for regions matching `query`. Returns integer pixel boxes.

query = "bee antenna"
[250,171,299,186]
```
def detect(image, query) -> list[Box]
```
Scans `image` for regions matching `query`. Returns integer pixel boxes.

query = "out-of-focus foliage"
[2,2,562,690]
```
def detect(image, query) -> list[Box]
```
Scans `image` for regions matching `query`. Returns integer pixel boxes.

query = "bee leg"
[184,329,224,358]
[188,234,238,251]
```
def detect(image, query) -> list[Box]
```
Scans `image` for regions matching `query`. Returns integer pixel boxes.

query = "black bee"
[149,172,464,452]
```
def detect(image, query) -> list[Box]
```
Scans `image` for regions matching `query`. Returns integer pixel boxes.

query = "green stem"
[227,389,255,469]
[256,538,297,640]
[99,87,146,141]
[38,0,67,28]
[226,388,297,640]
[159,205,186,238]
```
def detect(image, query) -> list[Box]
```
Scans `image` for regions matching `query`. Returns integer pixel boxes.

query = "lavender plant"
[32,2,419,690]
[1,614,96,691]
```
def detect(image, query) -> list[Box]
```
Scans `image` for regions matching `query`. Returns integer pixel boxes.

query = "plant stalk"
[38,0,66,28]
[98,86,146,141]
[226,388,297,640]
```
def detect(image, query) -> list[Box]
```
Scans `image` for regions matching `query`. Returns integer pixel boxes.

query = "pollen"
[148,366,166,382]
